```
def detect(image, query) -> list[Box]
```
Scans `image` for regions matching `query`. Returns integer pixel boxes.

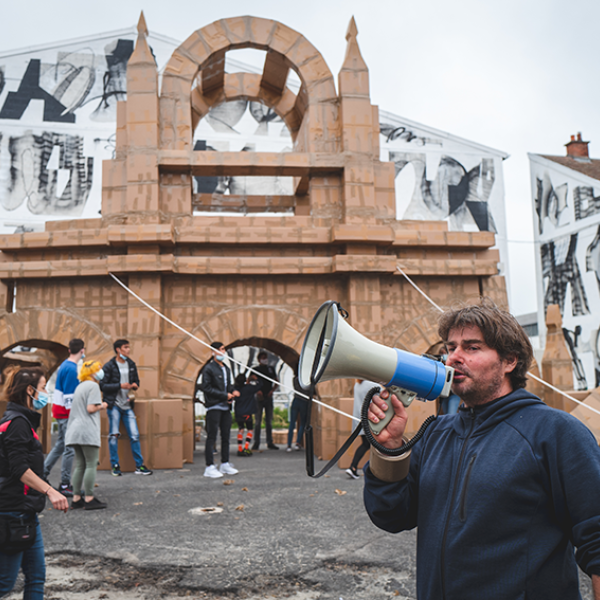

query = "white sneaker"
[294,444,302,451]
[219,462,239,475]
[346,467,360,480]
[204,465,223,478]
[286,446,293,453]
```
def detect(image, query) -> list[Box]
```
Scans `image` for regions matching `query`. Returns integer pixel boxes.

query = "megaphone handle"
[368,386,417,436]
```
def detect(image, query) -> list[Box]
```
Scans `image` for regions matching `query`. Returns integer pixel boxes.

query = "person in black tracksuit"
[0,367,68,597]
[252,351,279,450]
[233,373,263,456]
[200,342,240,478]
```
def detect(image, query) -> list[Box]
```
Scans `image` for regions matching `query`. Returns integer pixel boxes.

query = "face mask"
[81,352,86,360]
[214,352,225,362]
[259,358,267,365]
[119,353,126,361]
[31,391,49,410]
[94,369,104,381]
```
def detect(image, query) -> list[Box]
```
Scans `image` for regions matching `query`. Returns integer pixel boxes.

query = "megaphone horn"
[299,301,454,404]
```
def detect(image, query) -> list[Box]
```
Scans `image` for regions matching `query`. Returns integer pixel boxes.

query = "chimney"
[565,132,590,159]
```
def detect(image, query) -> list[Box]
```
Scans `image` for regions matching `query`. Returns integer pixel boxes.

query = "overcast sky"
[2,0,599,315]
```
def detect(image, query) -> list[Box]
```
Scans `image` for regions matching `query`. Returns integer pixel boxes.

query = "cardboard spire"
[137,11,148,37]
[129,11,156,68]
[338,16,369,96]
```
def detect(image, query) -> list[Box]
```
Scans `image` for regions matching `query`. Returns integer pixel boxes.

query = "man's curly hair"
[438,298,533,390]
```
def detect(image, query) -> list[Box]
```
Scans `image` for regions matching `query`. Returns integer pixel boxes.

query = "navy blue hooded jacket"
[364,389,600,600]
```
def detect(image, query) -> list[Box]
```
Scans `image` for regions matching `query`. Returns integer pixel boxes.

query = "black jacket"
[0,403,46,513]
[254,364,278,399]
[234,379,263,417]
[200,360,233,409]
[100,356,140,408]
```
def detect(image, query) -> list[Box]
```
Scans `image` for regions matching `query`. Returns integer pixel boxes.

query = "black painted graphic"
[390,152,496,232]
[574,186,600,221]
[0,59,76,123]
[541,234,589,317]
[0,131,93,215]
[534,173,568,234]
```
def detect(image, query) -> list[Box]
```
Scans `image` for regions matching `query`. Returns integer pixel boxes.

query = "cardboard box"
[182,398,194,464]
[99,399,183,471]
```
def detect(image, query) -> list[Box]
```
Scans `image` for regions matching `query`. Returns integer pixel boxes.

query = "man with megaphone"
[363,300,600,600]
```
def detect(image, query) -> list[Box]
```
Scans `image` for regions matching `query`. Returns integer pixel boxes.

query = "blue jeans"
[0,513,45,599]
[43,418,74,486]
[287,398,308,447]
[108,406,144,468]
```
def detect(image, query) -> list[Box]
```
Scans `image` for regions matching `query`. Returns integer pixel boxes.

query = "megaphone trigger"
[368,386,417,436]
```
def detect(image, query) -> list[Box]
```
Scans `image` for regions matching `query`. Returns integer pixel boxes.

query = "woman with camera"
[0,366,69,598]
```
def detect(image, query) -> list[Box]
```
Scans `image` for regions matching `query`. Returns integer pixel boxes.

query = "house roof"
[539,154,600,182]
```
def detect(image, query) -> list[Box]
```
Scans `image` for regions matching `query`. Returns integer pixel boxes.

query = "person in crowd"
[100,339,152,477]
[345,379,380,478]
[233,372,262,456]
[200,342,240,478]
[364,299,600,599]
[0,367,69,598]
[286,375,308,452]
[252,351,279,450]
[43,338,85,496]
[65,360,108,510]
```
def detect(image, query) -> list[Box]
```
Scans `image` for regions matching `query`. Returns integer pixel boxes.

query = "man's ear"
[503,354,518,375]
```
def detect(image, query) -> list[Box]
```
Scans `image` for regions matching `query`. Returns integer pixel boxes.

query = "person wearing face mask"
[0,366,69,599]
[43,338,85,497]
[100,339,152,477]
[65,361,108,510]
[200,342,240,478]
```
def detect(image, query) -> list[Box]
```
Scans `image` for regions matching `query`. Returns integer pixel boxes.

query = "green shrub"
[259,406,289,428]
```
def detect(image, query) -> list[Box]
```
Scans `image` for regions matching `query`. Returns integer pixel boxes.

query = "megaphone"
[299,301,454,431]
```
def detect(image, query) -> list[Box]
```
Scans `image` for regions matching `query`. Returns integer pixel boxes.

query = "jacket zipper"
[459,453,477,522]
[440,407,476,600]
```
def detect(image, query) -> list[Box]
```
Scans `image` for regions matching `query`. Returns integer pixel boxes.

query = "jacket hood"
[453,388,544,437]
[3,401,41,431]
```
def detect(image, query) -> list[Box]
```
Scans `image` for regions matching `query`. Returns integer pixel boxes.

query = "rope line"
[395,266,600,417]
[108,273,360,423]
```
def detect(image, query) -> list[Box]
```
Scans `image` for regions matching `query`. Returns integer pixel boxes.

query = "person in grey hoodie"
[364,299,600,600]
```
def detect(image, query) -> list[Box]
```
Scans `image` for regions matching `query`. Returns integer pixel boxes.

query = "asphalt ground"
[6,438,596,600]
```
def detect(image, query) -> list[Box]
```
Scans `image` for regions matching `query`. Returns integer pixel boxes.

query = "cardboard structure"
[0,14,515,465]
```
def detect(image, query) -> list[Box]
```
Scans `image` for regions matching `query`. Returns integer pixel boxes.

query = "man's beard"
[452,365,505,406]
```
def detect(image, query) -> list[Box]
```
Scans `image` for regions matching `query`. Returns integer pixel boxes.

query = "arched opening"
[194,337,299,406]
[160,17,338,153]
[193,338,300,450]
[0,339,69,452]
[192,97,295,215]
[0,339,68,386]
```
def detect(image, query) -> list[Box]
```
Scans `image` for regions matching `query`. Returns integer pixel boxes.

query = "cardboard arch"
[192,336,300,404]
[160,16,337,151]
[0,309,113,363]
[161,306,309,399]
[191,72,300,140]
